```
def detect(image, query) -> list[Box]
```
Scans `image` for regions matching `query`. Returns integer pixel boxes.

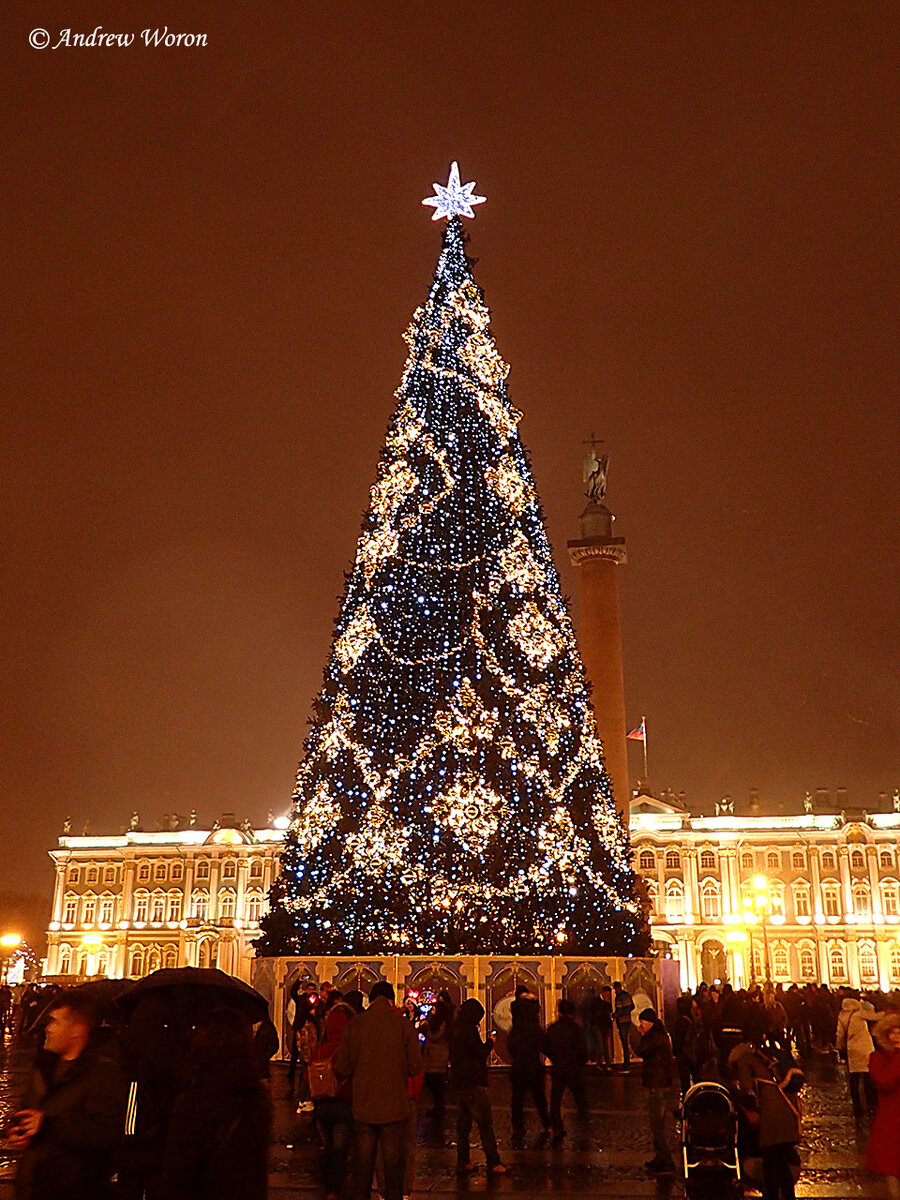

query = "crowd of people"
[7,973,900,1200]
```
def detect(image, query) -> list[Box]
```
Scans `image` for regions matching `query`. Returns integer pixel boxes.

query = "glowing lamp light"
[0,933,22,950]
[81,933,103,947]
[753,875,768,891]
[725,930,747,943]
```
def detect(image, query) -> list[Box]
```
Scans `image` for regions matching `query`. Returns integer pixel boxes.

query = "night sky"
[2,3,897,900]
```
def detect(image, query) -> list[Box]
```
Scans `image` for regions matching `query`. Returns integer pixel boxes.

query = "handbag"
[308,1052,339,1099]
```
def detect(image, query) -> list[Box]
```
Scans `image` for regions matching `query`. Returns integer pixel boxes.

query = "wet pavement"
[0,1032,885,1198]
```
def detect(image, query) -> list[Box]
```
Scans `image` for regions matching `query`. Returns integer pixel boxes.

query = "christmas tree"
[264,165,648,957]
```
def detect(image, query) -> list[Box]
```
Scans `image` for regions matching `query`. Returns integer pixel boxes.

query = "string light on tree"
[258,163,649,958]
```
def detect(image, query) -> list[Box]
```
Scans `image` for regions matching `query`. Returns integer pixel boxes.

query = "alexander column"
[567,441,630,813]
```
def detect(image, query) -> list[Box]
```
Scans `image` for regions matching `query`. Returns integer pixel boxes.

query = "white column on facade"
[262,855,274,893]
[876,937,892,990]
[45,936,60,975]
[208,863,221,921]
[810,847,823,916]
[685,851,699,922]
[182,861,194,919]
[236,858,248,921]
[839,848,853,916]
[818,936,830,984]
[723,850,741,917]
[121,860,136,921]
[868,847,883,918]
[848,937,860,989]
[50,856,67,924]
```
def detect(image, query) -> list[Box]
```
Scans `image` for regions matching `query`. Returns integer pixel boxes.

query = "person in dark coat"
[449,999,506,1175]
[507,988,550,1146]
[867,1013,900,1198]
[10,991,127,1200]
[613,981,635,1067]
[335,981,423,1200]
[161,1007,271,1200]
[591,985,615,1069]
[636,1006,677,1174]
[543,1000,589,1146]
[729,1030,803,1200]
[312,996,355,1200]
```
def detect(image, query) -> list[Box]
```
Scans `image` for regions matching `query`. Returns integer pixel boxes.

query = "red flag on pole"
[626,720,645,742]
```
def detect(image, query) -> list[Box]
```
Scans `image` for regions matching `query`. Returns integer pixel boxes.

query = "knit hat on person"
[873,1012,900,1050]
[639,1008,657,1023]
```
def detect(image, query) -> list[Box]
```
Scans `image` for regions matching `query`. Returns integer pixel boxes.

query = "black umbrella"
[116,967,269,1023]
[24,977,136,1034]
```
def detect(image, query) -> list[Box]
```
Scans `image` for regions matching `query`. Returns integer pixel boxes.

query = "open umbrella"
[116,967,269,1024]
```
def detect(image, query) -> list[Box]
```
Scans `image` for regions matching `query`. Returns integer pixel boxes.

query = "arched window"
[821,850,836,870]
[147,947,161,973]
[741,852,754,871]
[68,865,80,884]
[197,939,217,969]
[829,944,847,981]
[246,892,263,923]
[100,895,115,925]
[851,848,866,871]
[665,849,681,871]
[772,946,790,979]
[249,858,263,880]
[97,950,110,976]
[104,864,117,883]
[134,891,150,923]
[222,858,237,880]
[700,849,716,871]
[137,861,151,883]
[767,851,781,871]
[151,892,166,923]
[644,881,658,916]
[170,861,183,881]
[751,946,763,979]
[195,859,210,880]
[882,882,899,918]
[82,895,96,925]
[798,946,816,979]
[881,850,894,871]
[639,849,656,871]
[193,892,209,921]
[86,864,99,884]
[853,882,872,920]
[63,895,78,924]
[219,890,236,919]
[155,861,167,882]
[791,851,806,870]
[163,946,178,969]
[167,892,182,922]
[822,883,840,917]
[793,885,811,918]
[58,945,73,974]
[890,947,900,982]
[665,880,684,923]
[859,944,878,983]
[130,946,145,976]
[700,880,721,921]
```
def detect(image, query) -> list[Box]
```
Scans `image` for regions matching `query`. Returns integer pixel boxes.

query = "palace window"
[645,881,659,916]
[222,859,237,880]
[63,895,78,924]
[665,881,684,923]
[793,887,811,918]
[639,849,656,871]
[852,883,872,921]
[791,851,806,870]
[137,861,151,883]
[249,858,263,880]
[130,947,145,976]
[700,850,717,871]
[741,852,754,871]
[197,939,217,969]
[822,885,840,917]
[167,892,182,923]
[104,864,117,883]
[773,946,790,979]
[193,892,209,921]
[170,861,183,881]
[829,945,847,981]
[891,947,900,982]
[86,864,99,884]
[68,865,80,884]
[798,947,816,979]
[151,893,166,923]
[58,946,73,974]
[100,896,115,924]
[859,945,878,983]
[247,892,263,923]
[148,948,161,973]
[701,881,721,921]
[882,883,899,918]
[767,851,781,871]
[851,849,866,871]
[134,892,149,923]
[219,890,236,919]
[81,896,96,925]
[821,850,836,870]
[155,862,167,882]
[195,859,210,880]
[163,947,178,969]
[751,947,763,979]
[665,850,681,871]
[881,850,894,871]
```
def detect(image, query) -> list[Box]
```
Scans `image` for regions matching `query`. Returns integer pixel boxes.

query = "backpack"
[308,1051,339,1099]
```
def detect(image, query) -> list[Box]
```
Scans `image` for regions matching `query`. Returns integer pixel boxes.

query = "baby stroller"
[682,1081,742,1198]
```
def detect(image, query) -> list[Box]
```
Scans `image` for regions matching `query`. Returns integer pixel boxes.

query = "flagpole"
[642,715,648,783]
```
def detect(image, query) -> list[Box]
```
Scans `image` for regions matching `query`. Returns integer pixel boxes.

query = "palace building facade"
[43,814,285,982]
[633,791,900,992]
[43,791,900,992]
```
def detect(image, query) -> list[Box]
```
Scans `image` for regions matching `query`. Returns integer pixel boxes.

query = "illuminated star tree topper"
[422,161,486,221]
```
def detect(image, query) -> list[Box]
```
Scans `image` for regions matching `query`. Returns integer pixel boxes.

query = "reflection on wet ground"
[0,1033,884,1197]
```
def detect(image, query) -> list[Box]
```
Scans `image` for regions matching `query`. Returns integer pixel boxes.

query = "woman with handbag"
[310,992,355,1200]
[729,1031,803,1200]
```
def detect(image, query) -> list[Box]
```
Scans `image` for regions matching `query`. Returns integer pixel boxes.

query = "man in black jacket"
[543,1000,590,1146]
[636,1007,676,1174]
[449,1000,506,1175]
[507,988,550,1147]
[10,991,127,1200]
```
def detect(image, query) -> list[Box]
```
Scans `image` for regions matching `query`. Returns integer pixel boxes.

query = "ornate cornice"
[567,538,627,568]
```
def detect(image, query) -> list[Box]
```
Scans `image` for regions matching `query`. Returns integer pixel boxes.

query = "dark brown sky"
[2,2,897,899]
